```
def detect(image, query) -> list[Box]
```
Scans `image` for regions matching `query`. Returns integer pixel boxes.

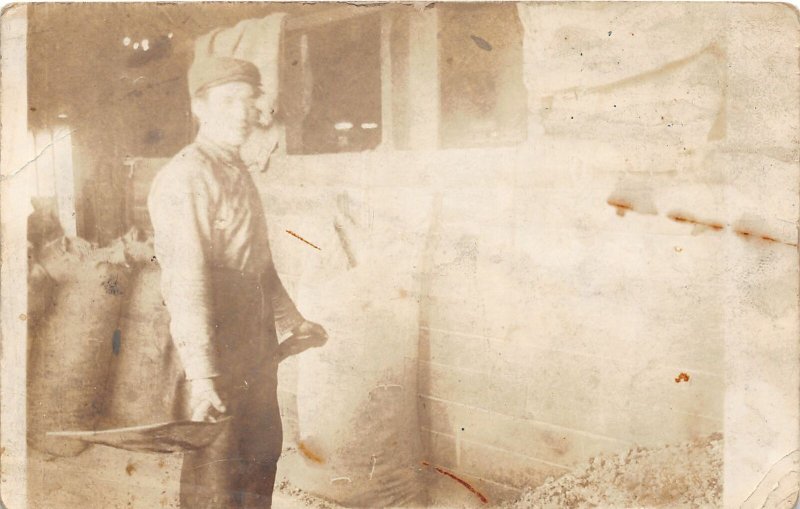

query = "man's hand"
[292,320,328,347]
[277,320,329,362]
[189,378,227,422]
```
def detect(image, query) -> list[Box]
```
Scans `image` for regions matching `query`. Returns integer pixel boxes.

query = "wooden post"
[379,10,394,150]
[406,6,439,150]
[1,4,31,508]
[52,125,77,237]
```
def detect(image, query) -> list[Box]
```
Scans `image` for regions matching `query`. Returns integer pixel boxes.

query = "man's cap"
[188,56,261,97]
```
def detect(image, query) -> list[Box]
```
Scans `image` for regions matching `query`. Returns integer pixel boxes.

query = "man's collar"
[195,132,244,168]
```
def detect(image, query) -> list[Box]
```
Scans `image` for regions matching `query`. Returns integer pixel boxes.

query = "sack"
[295,270,424,507]
[292,192,430,507]
[101,233,182,428]
[27,237,129,457]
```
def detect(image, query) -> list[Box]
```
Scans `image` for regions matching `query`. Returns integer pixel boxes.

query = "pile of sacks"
[27,218,162,457]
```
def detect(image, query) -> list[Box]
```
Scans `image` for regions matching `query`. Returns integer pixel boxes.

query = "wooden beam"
[379,10,394,149]
[284,4,389,33]
[1,5,31,509]
[53,125,77,237]
[406,6,439,149]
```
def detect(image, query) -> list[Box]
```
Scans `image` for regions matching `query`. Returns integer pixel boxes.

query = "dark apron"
[178,267,283,509]
[104,265,283,507]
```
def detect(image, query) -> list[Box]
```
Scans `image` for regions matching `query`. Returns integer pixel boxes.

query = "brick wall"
[257,3,798,504]
[257,146,729,501]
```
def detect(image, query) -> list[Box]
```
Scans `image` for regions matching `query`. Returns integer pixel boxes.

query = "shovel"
[46,416,232,454]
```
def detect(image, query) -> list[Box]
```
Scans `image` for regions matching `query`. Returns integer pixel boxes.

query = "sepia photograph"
[0,1,798,508]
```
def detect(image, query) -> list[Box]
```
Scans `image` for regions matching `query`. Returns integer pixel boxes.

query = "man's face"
[193,81,258,147]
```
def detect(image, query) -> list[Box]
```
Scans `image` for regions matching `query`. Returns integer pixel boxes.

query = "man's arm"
[148,166,218,381]
[263,249,328,361]
[264,259,305,340]
[275,320,329,362]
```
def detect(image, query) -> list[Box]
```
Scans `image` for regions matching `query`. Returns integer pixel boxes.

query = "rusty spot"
[126,462,136,476]
[286,230,321,251]
[667,212,724,231]
[422,461,488,504]
[398,288,408,298]
[734,229,798,247]
[298,441,325,464]
[675,372,690,383]
[607,192,658,217]
[607,198,633,217]
[157,457,166,469]
[659,213,798,247]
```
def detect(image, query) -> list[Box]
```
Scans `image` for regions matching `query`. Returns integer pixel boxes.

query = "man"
[147,56,327,508]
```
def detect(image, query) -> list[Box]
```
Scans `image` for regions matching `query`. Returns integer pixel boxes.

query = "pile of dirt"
[277,479,347,509]
[504,433,723,508]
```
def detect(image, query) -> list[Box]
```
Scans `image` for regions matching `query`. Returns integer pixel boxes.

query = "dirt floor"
[25,444,494,509]
[275,479,347,509]
[502,433,723,509]
[27,446,342,509]
[26,433,722,508]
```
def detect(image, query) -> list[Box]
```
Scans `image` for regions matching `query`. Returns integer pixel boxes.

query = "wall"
[20,2,794,505]
[260,145,722,502]
[259,3,798,505]
[516,3,799,506]
[26,3,308,244]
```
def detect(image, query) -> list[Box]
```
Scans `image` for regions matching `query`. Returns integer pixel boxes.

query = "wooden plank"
[407,7,440,149]
[52,125,77,236]
[284,4,393,32]
[33,129,55,197]
[0,6,30,508]
[379,10,394,149]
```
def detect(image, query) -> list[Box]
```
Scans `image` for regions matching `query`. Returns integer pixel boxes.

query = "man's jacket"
[147,133,304,381]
